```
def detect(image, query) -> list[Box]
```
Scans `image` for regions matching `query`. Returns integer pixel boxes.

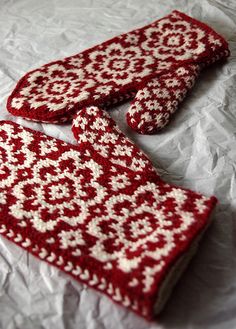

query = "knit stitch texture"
[7,11,229,134]
[0,107,217,319]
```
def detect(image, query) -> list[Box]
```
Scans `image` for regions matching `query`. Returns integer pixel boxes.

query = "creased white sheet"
[0,0,236,328]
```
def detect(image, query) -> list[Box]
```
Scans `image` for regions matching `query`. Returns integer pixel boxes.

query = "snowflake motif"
[99,132,118,144]
[76,131,97,144]
[1,11,225,320]
[0,114,216,319]
[128,101,143,116]
[59,229,85,249]
[48,184,71,200]
[145,99,159,110]
[39,139,58,156]
[109,173,131,191]
[137,87,151,100]
[124,33,140,45]
[93,143,110,158]
[95,85,113,95]
[165,78,181,88]
[68,56,84,67]
[152,87,170,99]
[93,84,114,100]
[113,144,133,157]
[154,113,165,126]
[8,11,228,130]
[129,218,153,238]
[176,66,189,75]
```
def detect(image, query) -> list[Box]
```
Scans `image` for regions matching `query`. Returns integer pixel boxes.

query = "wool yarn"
[7,11,229,134]
[0,107,217,318]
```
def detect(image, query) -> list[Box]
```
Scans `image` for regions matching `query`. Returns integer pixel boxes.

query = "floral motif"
[8,11,229,130]
[8,144,106,233]
[19,64,95,112]
[87,183,206,273]
[0,113,216,319]
[87,43,153,84]
[142,17,206,60]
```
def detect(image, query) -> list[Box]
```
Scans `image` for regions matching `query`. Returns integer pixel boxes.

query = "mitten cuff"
[0,120,217,319]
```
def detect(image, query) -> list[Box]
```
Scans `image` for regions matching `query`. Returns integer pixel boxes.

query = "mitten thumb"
[127,64,201,134]
[72,106,157,174]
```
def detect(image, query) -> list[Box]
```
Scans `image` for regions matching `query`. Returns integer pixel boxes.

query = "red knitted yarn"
[7,11,229,134]
[127,63,201,134]
[0,107,217,319]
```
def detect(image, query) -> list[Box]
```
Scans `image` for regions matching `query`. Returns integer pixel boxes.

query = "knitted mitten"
[0,108,216,319]
[7,11,229,134]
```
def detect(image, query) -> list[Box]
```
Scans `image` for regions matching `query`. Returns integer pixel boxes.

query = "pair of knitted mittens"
[0,10,229,320]
[0,107,216,319]
[7,10,229,134]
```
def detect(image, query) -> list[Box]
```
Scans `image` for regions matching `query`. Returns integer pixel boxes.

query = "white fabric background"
[0,0,236,328]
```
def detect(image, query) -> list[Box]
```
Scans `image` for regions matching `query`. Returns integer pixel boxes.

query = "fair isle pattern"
[72,106,156,174]
[127,64,201,134]
[7,11,229,134]
[0,109,217,319]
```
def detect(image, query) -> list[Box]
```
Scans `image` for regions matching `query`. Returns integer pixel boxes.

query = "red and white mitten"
[7,11,229,134]
[0,107,216,319]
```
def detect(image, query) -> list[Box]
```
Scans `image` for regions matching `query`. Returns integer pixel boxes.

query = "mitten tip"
[126,114,163,135]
